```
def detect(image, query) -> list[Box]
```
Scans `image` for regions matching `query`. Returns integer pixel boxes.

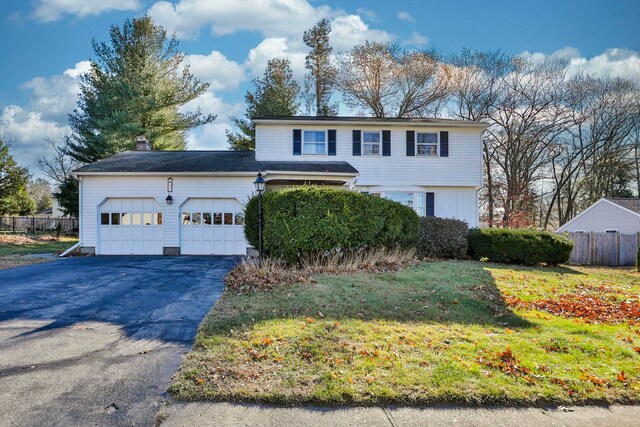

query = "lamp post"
[253,172,266,260]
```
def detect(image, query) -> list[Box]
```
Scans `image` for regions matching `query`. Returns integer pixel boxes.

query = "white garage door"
[98,198,164,255]
[180,198,246,255]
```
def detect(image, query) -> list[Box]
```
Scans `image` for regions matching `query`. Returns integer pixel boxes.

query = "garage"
[180,198,247,255]
[98,198,164,255]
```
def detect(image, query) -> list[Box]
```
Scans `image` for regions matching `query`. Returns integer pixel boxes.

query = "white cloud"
[20,61,90,122]
[330,15,393,51]
[356,7,378,22]
[32,0,141,22]
[148,0,331,40]
[397,11,416,23]
[402,31,429,48]
[184,51,246,91]
[520,47,640,83]
[0,106,69,168]
[245,37,307,79]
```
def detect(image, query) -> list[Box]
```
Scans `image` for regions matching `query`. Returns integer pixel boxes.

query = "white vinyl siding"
[255,125,483,187]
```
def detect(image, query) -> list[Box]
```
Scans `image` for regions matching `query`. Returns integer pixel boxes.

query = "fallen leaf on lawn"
[196,378,205,384]
[347,377,354,384]
[305,317,315,323]
[505,328,515,334]
[617,371,627,383]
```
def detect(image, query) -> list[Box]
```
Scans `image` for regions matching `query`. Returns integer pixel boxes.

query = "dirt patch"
[0,234,60,245]
[0,255,52,270]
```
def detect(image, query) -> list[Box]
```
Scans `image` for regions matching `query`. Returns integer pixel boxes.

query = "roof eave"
[252,118,489,129]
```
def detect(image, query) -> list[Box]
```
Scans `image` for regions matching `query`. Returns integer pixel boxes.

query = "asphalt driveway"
[0,255,236,427]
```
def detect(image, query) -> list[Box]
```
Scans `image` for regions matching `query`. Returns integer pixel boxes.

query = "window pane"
[417,133,437,143]
[234,213,244,225]
[224,213,233,225]
[155,212,163,225]
[203,213,212,225]
[386,192,413,208]
[303,142,325,154]
[363,132,380,143]
[121,212,131,225]
[417,144,437,156]
[213,213,222,225]
[143,213,152,225]
[192,212,201,225]
[101,213,110,225]
[132,213,141,225]
[182,213,190,225]
[363,143,380,155]
[303,131,325,142]
[111,213,120,225]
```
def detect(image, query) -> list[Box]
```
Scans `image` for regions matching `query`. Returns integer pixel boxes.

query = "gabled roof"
[73,150,358,175]
[252,115,488,128]
[556,197,640,232]
[605,197,640,214]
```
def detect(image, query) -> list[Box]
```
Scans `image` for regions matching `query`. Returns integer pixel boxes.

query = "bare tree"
[38,137,79,186]
[335,42,452,117]
[448,49,512,226]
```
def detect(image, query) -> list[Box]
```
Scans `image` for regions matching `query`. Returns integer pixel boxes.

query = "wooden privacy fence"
[564,232,639,266]
[0,216,77,234]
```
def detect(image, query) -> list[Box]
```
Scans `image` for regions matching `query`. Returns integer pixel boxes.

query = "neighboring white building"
[73,117,487,255]
[556,198,640,234]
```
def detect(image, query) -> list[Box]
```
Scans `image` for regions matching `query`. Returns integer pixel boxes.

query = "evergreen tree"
[54,177,79,217]
[227,58,300,150]
[302,18,338,116]
[67,16,215,163]
[0,138,34,215]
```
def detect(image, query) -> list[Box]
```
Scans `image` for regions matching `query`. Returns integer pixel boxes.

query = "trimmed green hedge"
[467,228,573,265]
[417,216,468,259]
[244,187,420,263]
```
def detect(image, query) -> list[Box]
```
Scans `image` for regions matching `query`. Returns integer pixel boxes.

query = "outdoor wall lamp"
[166,194,173,205]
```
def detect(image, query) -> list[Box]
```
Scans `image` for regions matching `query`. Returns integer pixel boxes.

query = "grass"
[170,260,640,405]
[0,234,78,269]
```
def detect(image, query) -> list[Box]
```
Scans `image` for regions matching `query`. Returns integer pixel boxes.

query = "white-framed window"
[303,130,326,155]
[384,192,428,217]
[363,131,381,156]
[417,132,438,156]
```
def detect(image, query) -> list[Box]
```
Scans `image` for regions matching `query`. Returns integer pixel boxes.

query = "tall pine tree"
[67,16,215,163]
[227,58,300,150]
[302,18,338,116]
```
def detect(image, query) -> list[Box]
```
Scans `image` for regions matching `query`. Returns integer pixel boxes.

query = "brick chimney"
[136,136,151,151]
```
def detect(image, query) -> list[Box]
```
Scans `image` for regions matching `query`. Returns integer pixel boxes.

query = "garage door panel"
[180,198,246,255]
[99,198,164,255]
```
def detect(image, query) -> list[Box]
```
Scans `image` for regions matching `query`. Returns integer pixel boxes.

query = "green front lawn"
[0,235,78,256]
[170,260,640,405]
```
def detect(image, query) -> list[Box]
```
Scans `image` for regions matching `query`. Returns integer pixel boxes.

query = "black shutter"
[352,130,361,156]
[406,130,415,156]
[426,192,435,217]
[440,131,449,157]
[293,129,302,155]
[382,130,391,156]
[328,129,337,156]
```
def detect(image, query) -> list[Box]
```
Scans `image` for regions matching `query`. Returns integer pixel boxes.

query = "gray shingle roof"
[253,115,487,127]
[605,198,640,214]
[73,150,358,175]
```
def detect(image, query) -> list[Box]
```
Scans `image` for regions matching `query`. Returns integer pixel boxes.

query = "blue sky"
[1,0,639,176]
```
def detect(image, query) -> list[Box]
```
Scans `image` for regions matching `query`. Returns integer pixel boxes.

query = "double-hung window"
[303,130,326,155]
[363,131,381,156]
[417,132,438,156]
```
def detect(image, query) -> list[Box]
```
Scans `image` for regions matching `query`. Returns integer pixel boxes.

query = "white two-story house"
[73,116,486,255]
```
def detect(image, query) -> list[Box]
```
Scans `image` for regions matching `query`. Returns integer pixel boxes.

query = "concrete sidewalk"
[160,402,640,426]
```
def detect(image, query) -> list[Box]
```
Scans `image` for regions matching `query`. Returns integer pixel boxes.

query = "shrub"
[417,216,468,259]
[244,187,420,263]
[467,228,573,265]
